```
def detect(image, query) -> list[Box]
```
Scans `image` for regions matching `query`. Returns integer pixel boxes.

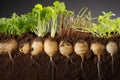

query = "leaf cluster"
[89,12,120,38]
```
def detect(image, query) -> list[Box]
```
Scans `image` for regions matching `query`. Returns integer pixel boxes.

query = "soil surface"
[0,33,120,80]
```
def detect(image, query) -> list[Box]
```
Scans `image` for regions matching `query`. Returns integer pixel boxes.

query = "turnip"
[59,40,74,64]
[106,41,118,72]
[90,42,105,80]
[44,38,58,80]
[74,40,89,70]
[19,42,30,54]
[44,38,58,62]
[4,39,18,62]
[31,40,44,56]
[30,39,44,65]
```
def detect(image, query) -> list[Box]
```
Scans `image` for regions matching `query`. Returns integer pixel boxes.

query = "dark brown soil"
[0,33,120,80]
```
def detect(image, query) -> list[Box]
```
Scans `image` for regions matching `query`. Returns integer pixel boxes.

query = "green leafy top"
[0,0,75,37]
[0,13,31,35]
[53,1,66,13]
[2,1,120,38]
[0,1,74,37]
[31,1,74,37]
[88,11,120,38]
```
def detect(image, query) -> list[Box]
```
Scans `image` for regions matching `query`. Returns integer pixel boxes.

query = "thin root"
[81,57,84,70]
[67,56,76,65]
[50,57,58,80]
[4,51,15,73]
[80,57,87,80]
[8,51,14,63]
[30,56,39,66]
[111,54,114,73]
[71,57,84,74]
[97,56,102,80]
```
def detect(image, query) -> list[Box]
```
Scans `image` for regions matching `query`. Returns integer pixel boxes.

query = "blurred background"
[0,0,120,18]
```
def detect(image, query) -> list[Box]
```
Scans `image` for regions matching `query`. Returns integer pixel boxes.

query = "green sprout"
[88,11,120,38]
[0,13,21,35]
[31,4,48,37]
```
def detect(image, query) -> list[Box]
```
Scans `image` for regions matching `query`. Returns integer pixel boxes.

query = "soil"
[0,33,120,80]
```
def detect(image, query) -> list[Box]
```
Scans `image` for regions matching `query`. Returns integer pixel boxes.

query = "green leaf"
[53,1,66,13]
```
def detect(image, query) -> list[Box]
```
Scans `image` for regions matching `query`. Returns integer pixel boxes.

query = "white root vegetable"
[59,40,74,63]
[90,42,105,80]
[44,38,58,80]
[91,42,105,56]
[106,41,118,72]
[4,39,18,62]
[19,42,30,54]
[74,40,89,69]
[31,40,44,56]
[44,38,58,61]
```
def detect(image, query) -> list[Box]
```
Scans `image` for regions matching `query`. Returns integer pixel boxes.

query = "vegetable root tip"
[97,56,102,80]
[8,51,14,63]
[111,55,114,73]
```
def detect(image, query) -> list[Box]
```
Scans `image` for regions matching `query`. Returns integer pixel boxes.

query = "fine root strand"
[30,56,39,66]
[67,56,76,65]
[97,55,102,80]
[48,57,58,80]
[111,54,114,73]
[8,51,14,63]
